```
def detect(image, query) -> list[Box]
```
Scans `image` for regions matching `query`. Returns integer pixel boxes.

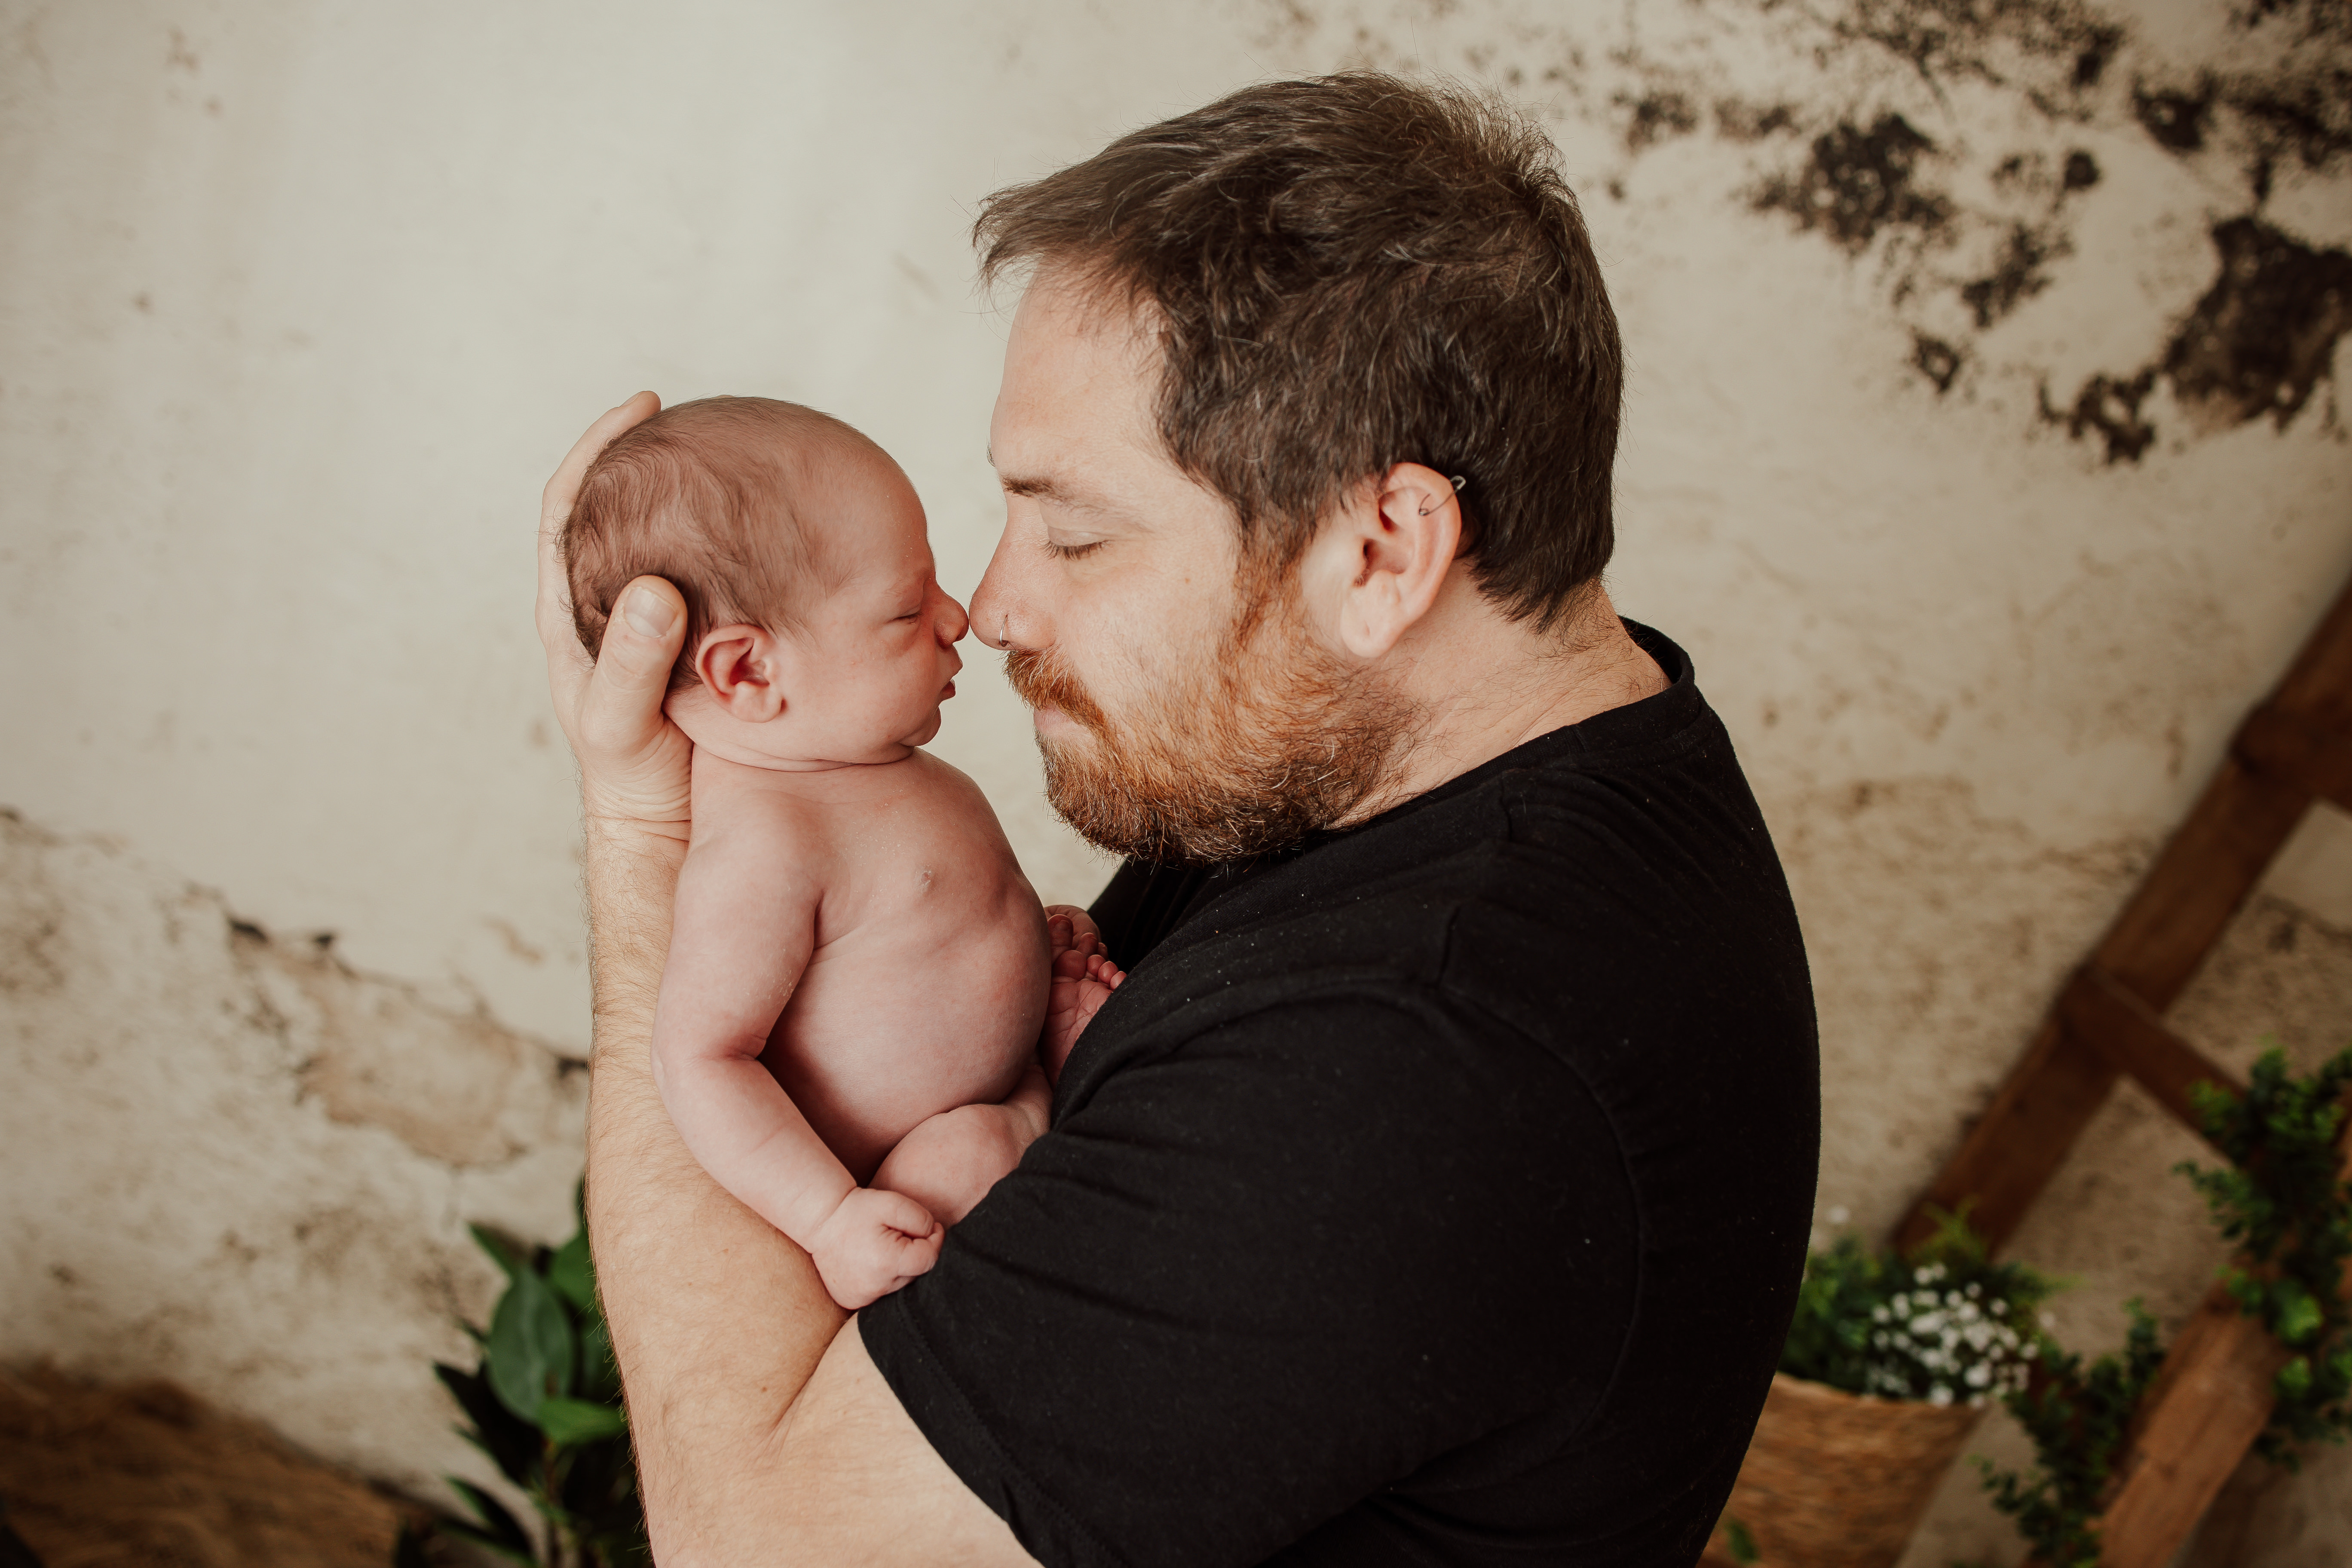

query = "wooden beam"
[2263,572,2352,729]
[2056,967,2245,1146]
[1895,1018,2117,1254]
[2095,1127,2352,1567]
[2092,760,2312,1008]
[2092,565,2352,1006]
[2235,704,2352,816]
[2093,1283,2291,1568]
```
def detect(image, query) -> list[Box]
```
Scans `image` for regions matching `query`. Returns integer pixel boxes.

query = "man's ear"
[1307,462,1463,661]
[694,624,788,722]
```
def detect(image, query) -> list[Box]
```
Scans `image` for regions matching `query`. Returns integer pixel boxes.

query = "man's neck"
[1341,582,1667,825]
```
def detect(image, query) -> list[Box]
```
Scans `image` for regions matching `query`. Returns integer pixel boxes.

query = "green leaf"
[487,1264,575,1422]
[2272,1278,2324,1347]
[537,1395,629,1444]
[435,1362,541,1487]
[2278,1355,2314,1402]
[440,1517,541,1565]
[578,1311,622,1404]
[548,1229,597,1315]
[1721,1515,1761,1565]
[471,1222,527,1283]
[445,1476,535,1558]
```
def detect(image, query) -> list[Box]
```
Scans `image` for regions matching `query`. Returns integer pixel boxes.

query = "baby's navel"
[917,867,934,893]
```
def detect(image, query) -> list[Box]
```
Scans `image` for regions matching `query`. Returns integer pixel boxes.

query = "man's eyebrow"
[987,448,1122,513]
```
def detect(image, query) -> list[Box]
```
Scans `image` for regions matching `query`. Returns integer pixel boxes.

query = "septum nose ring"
[998,615,1011,650]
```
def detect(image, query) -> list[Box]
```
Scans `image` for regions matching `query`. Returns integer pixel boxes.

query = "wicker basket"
[1705,1372,1986,1568]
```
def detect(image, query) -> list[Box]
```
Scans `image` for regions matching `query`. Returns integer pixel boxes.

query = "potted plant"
[1709,1211,2057,1568]
[398,1188,646,1568]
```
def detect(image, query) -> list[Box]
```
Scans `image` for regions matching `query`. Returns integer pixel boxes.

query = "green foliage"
[419,1186,646,1568]
[1718,1514,1761,1565]
[1779,1207,2058,1405]
[2176,1043,2352,1466]
[1975,1043,2352,1565]
[1976,1300,2166,1568]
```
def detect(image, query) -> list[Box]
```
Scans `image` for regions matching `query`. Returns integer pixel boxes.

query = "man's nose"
[967,528,1028,652]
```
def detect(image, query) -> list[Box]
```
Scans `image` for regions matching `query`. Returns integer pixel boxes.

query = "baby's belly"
[763,895,1049,1182]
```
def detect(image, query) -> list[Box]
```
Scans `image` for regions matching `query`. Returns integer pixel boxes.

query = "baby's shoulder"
[897,748,990,808]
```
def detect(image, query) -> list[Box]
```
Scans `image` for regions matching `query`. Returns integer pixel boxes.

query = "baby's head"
[564,396,968,764]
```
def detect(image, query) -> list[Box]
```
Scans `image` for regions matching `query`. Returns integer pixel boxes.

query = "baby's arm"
[652,801,940,1308]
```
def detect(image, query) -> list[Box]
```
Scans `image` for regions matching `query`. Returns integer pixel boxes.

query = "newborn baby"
[564,395,1121,1308]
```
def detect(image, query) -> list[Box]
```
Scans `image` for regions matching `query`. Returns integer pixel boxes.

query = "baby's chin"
[900,706,946,749]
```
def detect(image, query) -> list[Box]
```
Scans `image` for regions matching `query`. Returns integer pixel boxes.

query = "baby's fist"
[808,1187,943,1310]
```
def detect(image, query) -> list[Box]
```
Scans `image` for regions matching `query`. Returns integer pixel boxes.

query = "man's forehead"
[991,361,1159,513]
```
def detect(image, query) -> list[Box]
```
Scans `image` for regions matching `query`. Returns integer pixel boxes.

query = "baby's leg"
[1043,912,1127,1081]
[872,1064,1052,1226]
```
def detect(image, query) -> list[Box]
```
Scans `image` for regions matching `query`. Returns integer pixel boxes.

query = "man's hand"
[536,390,693,837]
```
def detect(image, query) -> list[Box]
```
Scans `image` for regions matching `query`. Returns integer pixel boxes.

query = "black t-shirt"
[862,624,1819,1568]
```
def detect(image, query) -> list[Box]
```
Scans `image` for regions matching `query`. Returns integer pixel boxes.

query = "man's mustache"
[1004,648,1112,735]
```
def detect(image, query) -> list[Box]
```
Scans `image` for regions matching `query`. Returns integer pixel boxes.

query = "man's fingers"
[542,391,661,529]
[537,392,661,661]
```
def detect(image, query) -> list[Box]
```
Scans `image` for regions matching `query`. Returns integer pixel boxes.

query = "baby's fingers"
[864,1186,943,1242]
[868,1214,945,1300]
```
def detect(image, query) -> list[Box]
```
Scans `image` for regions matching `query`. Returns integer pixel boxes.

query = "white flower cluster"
[1861,1263,2033,1407]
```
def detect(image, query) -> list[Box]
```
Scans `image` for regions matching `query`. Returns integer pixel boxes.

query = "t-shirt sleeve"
[858,991,1640,1568]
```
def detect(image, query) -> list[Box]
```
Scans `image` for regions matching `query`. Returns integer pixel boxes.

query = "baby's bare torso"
[690,747,1050,1181]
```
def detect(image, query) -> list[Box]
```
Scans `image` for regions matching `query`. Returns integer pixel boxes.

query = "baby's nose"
[936,591,971,645]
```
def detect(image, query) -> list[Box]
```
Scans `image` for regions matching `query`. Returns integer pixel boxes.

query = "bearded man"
[539,74,1818,1568]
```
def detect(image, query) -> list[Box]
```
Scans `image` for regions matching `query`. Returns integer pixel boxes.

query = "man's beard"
[1004,595,1418,864]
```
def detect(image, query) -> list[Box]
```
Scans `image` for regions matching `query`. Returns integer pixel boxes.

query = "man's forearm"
[580,818,849,1560]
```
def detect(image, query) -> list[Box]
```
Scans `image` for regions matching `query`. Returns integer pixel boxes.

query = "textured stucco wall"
[3,0,2349,1560]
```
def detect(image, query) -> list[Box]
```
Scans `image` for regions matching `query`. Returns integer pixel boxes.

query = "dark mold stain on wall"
[2040,371,2158,465]
[2164,219,2352,433]
[1681,0,2349,458]
[2046,219,2352,462]
[1960,223,2061,328]
[1819,0,2125,104]
[2134,78,2214,152]
[1754,115,1953,252]
[1913,333,1965,394]
[1306,0,2349,465]
[1623,89,1700,152]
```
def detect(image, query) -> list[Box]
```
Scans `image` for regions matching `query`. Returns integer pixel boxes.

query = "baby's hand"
[1043,911,1126,1081]
[806,1187,943,1310]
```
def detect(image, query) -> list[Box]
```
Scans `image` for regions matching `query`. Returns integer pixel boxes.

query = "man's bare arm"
[542,396,1034,1565]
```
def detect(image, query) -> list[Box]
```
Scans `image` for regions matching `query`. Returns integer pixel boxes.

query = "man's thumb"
[603,576,688,694]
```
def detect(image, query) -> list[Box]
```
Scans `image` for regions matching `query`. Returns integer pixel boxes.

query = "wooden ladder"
[1893,570,2352,1567]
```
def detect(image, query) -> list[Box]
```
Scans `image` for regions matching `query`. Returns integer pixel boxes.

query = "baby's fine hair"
[563,395,872,692]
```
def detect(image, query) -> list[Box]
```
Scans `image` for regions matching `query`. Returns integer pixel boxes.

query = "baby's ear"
[695,624,786,722]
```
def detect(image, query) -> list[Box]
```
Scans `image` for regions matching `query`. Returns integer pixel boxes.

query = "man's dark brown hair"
[564,396,856,692]
[975,72,1623,629]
